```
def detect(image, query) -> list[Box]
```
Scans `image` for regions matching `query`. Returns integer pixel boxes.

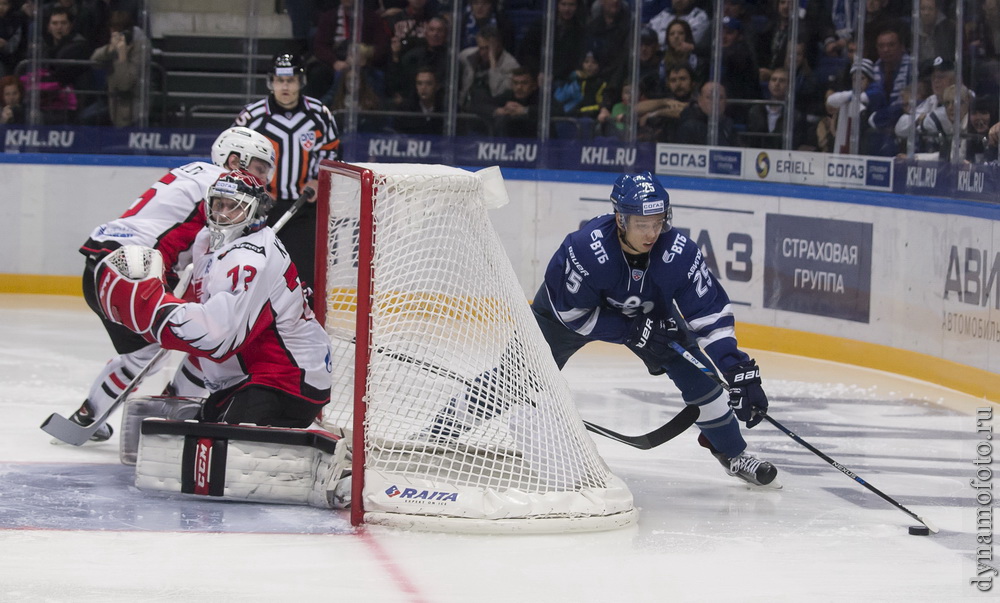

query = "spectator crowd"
[2,0,1000,163]
[0,0,144,126]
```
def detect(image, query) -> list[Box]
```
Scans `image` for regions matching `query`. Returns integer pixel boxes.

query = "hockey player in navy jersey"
[531,171,779,487]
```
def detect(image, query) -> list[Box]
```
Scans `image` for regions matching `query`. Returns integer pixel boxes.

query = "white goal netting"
[315,161,635,533]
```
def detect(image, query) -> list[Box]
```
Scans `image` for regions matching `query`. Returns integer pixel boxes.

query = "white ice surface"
[0,294,992,602]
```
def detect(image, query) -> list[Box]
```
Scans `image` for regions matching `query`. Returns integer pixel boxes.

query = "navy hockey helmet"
[611,172,672,231]
[206,171,273,250]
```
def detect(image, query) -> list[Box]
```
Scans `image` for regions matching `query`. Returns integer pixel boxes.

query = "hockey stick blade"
[42,413,103,446]
[760,413,939,534]
[584,404,699,449]
[42,346,169,445]
[41,411,114,446]
[379,343,700,448]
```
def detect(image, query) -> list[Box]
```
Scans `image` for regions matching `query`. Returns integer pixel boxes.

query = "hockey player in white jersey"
[67,127,277,441]
[95,171,332,427]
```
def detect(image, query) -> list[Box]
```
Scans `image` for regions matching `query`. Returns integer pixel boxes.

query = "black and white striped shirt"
[233,94,342,202]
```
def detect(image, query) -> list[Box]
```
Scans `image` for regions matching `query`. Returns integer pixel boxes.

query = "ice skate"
[66,400,114,442]
[712,449,781,488]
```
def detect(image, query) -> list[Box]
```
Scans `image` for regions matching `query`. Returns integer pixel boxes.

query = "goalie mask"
[206,171,273,251]
[211,127,276,182]
[610,171,672,235]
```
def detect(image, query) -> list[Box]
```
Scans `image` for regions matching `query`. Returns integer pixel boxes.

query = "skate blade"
[732,473,783,489]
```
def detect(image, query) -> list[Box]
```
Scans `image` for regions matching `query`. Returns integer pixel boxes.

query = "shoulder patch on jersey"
[218,241,266,259]
[587,228,610,264]
[661,230,689,264]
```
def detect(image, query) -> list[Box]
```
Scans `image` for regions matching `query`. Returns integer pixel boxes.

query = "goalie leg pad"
[134,419,348,508]
[119,396,204,465]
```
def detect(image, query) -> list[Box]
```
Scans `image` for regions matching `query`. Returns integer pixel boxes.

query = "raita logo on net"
[385,484,458,503]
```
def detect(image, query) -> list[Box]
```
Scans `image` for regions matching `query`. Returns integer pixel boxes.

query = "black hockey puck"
[909,525,930,536]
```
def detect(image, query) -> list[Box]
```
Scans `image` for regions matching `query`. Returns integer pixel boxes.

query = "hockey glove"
[723,359,768,428]
[625,317,680,375]
[95,246,184,343]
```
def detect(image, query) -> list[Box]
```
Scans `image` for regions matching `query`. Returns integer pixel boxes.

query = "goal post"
[314,161,636,533]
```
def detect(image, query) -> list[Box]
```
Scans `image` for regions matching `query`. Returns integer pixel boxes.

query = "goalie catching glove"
[95,246,184,343]
[625,316,681,375]
[723,359,768,428]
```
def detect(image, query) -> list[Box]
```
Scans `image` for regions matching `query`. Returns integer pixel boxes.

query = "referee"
[233,52,342,302]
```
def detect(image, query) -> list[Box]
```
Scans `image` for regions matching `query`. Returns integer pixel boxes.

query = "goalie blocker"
[135,419,351,509]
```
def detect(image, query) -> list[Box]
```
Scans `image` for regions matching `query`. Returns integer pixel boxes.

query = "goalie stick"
[40,187,317,446]
[40,270,190,446]
[667,340,940,534]
[373,345,698,448]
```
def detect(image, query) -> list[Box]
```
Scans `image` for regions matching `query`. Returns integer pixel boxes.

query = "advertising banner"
[763,214,874,322]
[0,125,994,200]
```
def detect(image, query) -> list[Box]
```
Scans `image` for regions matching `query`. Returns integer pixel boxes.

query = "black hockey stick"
[582,405,699,450]
[271,185,315,232]
[41,187,316,446]
[668,340,940,533]
[760,413,939,533]
[581,341,725,449]
[373,344,698,448]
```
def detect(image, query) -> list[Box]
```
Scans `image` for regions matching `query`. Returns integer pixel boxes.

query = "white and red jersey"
[158,226,332,406]
[80,161,226,270]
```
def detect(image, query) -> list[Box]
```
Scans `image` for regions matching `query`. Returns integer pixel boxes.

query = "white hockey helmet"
[211,127,276,181]
[205,171,273,251]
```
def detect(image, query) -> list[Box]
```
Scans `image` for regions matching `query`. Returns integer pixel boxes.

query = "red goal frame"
[314,159,373,526]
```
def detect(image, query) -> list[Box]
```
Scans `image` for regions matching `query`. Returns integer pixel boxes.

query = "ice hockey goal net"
[314,161,636,533]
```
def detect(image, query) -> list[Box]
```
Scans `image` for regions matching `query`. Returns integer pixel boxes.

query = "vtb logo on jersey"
[300,130,317,151]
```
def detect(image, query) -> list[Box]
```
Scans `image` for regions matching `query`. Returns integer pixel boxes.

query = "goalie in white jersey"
[95,171,333,427]
[67,127,277,441]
